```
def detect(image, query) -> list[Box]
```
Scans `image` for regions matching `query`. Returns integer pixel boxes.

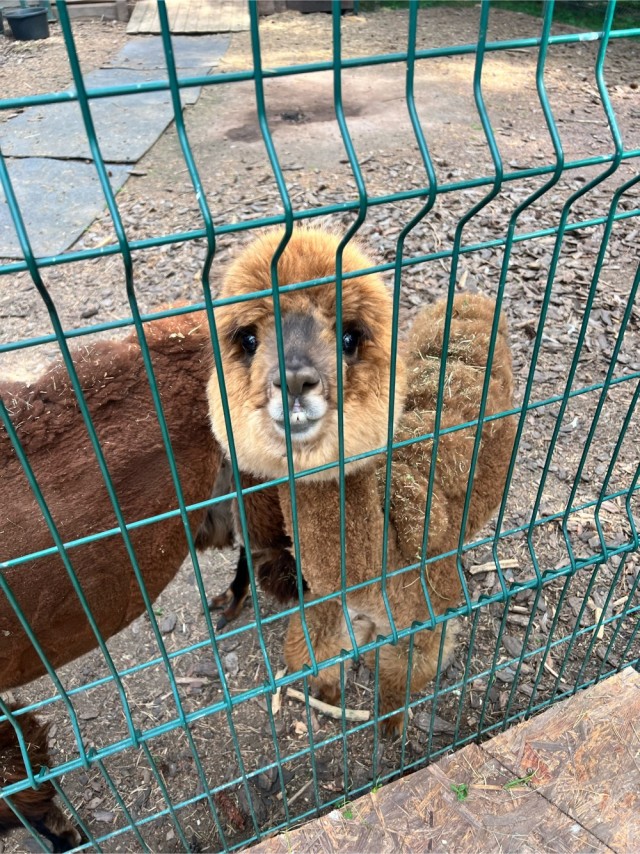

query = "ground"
[1,4,639,853]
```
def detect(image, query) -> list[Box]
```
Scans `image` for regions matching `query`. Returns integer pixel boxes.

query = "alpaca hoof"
[206,588,233,612]
[206,588,247,628]
[380,711,404,740]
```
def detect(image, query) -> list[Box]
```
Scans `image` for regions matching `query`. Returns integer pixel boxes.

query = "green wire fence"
[1,0,639,850]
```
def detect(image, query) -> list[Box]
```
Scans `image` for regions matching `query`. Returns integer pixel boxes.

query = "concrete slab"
[104,34,230,71]
[0,34,230,256]
[0,67,209,164]
[0,158,130,259]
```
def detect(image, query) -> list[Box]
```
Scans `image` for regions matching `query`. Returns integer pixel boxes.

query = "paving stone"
[104,34,230,71]
[0,157,130,259]
[0,35,230,256]
[0,68,205,163]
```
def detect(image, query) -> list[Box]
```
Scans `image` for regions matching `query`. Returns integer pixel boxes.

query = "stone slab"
[0,158,130,259]
[104,34,230,71]
[0,34,229,255]
[0,67,208,163]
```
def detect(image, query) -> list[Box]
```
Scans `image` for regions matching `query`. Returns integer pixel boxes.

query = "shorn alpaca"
[0,311,231,689]
[0,310,294,850]
[0,707,82,851]
[1,306,296,684]
[209,227,515,734]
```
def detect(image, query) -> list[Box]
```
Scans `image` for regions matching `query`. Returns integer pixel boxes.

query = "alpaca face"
[208,228,406,480]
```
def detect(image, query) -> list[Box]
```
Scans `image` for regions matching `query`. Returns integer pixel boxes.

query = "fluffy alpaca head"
[208,227,406,480]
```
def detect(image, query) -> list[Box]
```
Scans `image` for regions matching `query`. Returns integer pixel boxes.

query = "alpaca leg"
[33,803,84,853]
[284,600,374,706]
[207,547,250,629]
[258,548,307,603]
[376,621,457,737]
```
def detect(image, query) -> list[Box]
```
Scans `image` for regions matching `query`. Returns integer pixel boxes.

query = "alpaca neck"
[277,464,398,596]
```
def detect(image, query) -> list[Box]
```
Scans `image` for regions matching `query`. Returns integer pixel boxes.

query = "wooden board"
[485,666,640,851]
[254,744,608,853]
[253,669,640,853]
[127,0,249,34]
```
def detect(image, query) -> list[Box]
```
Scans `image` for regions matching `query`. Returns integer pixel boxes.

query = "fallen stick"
[469,558,519,576]
[277,778,314,806]
[593,607,605,640]
[286,688,370,722]
[543,659,562,680]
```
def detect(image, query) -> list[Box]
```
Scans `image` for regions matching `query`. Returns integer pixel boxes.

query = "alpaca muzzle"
[265,313,332,442]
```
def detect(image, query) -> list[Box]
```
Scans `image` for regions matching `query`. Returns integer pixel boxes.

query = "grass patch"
[450,782,470,801]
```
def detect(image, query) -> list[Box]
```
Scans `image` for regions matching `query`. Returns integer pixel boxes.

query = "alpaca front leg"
[376,621,457,738]
[284,600,374,706]
[207,547,250,629]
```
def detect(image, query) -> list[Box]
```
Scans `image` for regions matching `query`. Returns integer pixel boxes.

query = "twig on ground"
[286,688,370,722]
[270,667,287,716]
[469,558,519,575]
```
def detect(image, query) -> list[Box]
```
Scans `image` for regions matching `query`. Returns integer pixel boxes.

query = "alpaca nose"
[273,365,321,398]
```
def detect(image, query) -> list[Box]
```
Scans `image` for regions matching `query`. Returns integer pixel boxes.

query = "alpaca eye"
[342,330,360,357]
[239,331,258,356]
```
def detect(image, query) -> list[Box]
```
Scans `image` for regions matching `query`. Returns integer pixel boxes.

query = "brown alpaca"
[1,308,298,685]
[208,227,515,735]
[0,311,231,689]
[208,227,407,482]
[0,706,82,851]
[282,294,515,732]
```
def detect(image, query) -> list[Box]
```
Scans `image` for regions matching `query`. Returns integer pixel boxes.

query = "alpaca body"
[0,313,224,689]
[0,707,82,851]
[279,467,458,731]
[283,294,515,732]
[206,226,515,734]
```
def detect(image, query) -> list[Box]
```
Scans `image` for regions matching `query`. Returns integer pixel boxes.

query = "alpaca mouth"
[268,396,328,443]
[272,412,323,442]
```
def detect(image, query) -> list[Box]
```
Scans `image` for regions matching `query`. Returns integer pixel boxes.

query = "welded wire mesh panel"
[1,0,639,850]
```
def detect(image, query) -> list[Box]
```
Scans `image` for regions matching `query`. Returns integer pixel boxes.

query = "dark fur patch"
[258,550,307,602]
[0,707,82,850]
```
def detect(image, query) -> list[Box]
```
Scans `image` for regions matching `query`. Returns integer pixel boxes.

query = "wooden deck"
[127,0,250,34]
[253,667,640,852]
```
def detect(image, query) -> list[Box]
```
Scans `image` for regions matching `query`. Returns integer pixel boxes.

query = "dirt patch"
[1,5,639,853]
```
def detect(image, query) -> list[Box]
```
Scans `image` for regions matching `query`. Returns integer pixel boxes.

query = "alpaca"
[1,307,299,687]
[0,311,228,689]
[208,227,515,734]
[208,227,407,482]
[282,294,515,732]
[0,705,82,851]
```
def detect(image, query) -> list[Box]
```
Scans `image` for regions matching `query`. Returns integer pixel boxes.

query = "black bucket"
[5,6,50,40]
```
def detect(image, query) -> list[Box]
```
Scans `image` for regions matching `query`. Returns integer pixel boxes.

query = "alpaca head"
[208,227,406,480]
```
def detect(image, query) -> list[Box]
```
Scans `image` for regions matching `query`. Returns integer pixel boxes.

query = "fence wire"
[1,0,639,851]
